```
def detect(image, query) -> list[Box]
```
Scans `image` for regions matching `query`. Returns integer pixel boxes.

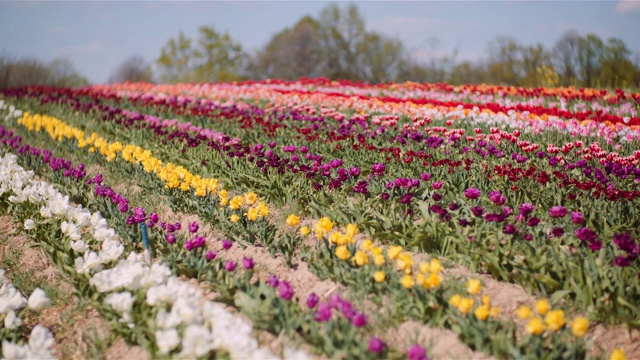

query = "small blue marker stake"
[140,222,150,250]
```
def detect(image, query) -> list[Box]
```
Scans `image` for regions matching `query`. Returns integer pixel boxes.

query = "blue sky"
[1,1,639,84]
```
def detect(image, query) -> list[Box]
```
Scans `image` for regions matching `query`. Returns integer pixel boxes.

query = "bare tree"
[109,55,153,83]
[553,31,581,86]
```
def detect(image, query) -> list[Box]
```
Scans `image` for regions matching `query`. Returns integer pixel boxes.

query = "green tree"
[448,61,489,85]
[598,38,635,88]
[192,26,246,82]
[156,26,246,83]
[486,37,522,85]
[317,3,367,80]
[521,44,551,87]
[251,16,323,80]
[357,32,405,83]
[0,53,88,89]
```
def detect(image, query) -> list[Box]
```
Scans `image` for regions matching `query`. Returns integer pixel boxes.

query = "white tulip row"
[1,269,55,359]
[0,150,309,359]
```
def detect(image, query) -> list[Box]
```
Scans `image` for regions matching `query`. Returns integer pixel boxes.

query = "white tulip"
[23,219,36,231]
[4,310,22,330]
[27,288,50,311]
[155,328,180,354]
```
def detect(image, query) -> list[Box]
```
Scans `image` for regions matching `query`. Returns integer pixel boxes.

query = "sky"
[1,1,639,84]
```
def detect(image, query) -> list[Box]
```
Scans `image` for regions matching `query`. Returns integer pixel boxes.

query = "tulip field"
[1,79,639,359]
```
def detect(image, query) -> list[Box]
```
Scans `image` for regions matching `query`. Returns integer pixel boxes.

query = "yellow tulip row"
[18,112,220,197]
[515,299,589,338]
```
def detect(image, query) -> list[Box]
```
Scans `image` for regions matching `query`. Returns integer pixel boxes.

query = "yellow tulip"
[466,278,482,295]
[515,305,533,319]
[387,246,403,260]
[335,246,350,261]
[400,274,414,289]
[610,349,626,360]
[474,305,490,321]
[429,259,443,274]
[526,317,545,335]
[286,214,300,227]
[360,239,373,251]
[353,251,369,266]
[571,317,589,337]
[544,309,565,331]
[457,298,474,314]
[373,271,386,283]
[535,299,550,315]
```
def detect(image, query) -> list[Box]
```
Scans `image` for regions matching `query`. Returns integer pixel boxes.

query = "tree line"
[0,53,89,89]
[152,4,640,88]
[2,3,639,89]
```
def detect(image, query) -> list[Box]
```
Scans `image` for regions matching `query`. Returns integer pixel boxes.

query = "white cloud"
[615,1,640,13]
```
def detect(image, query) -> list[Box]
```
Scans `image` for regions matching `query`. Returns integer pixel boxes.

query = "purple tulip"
[488,190,506,205]
[519,203,536,217]
[371,163,386,176]
[368,337,386,353]
[464,187,481,199]
[613,256,633,267]
[278,281,294,300]
[527,217,540,227]
[307,292,319,309]
[548,206,567,218]
[165,233,176,244]
[571,211,585,224]
[314,302,332,322]
[188,221,199,233]
[267,275,279,287]
[224,260,236,271]
[206,251,217,261]
[242,257,255,269]
[471,206,485,217]
[118,202,129,213]
[503,224,516,234]
[551,227,565,237]
[222,239,233,250]
[575,227,598,242]
[588,240,603,251]
[408,345,429,360]
[432,181,443,190]
[328,293,342,309]
[613,233,638,253]
[351,312,367,327]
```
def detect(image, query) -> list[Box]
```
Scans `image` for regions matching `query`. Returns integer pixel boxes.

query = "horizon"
[1,1,639,84]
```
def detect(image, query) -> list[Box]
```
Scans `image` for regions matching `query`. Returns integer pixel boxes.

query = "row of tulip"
[0,140,288,358]
[0,101,633,359]
[2,76,638,359]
